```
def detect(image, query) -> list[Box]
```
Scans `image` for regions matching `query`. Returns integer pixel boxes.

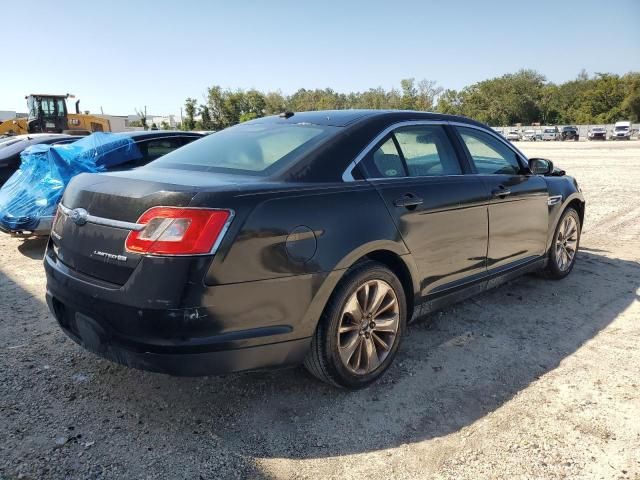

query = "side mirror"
[529,157,554,175]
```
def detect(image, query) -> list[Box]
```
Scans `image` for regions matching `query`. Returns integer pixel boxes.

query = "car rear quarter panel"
[188,182,413,338]
[201,183,410,285]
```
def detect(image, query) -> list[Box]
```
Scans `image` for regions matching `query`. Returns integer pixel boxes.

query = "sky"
[2,0,639,117]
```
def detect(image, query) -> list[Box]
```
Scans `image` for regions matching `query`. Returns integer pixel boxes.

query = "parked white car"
[505,130,521,141]
[541,127,561,141]
[588,126,607,140]
[522,129,537,141]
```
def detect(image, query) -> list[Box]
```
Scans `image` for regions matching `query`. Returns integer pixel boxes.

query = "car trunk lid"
[50,168,243,286]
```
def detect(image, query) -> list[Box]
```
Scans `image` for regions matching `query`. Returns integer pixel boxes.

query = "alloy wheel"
[555,215,578,271]
[337,279,399,375]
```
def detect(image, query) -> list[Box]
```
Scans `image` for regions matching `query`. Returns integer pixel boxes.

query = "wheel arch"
[546,193,585,252]
[299,242,420,337]
[357,250,418,321]
[333,243,419,323]
[566,197,585,227]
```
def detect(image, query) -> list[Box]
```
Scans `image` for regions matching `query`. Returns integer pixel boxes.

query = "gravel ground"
[1,141,639,480]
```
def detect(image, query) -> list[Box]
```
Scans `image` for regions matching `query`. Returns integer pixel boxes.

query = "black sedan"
[45,110,585,389]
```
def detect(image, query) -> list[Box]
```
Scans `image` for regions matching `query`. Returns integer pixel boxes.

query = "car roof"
[0,134,75,149]
[244,110,493,182]
[243,109,489,129]
[117,130,203,140]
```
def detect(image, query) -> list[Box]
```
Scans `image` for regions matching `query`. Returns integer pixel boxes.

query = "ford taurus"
[44,110,585,389]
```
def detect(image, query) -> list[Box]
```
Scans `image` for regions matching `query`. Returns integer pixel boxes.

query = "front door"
[358,123,489,297]
[454,126,549,271]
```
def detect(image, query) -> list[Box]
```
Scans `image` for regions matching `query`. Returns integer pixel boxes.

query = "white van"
[611,121,632,140]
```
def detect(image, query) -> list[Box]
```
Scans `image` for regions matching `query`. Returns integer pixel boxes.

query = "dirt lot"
[1,141,639,480]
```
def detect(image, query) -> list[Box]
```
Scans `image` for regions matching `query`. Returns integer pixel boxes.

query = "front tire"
[304,261,407,389]
[544,208,581,279]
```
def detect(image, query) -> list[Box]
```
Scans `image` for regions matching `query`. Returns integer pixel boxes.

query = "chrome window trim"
[135,135,198,145]
[341,119,531,182]
[342,120,446,182]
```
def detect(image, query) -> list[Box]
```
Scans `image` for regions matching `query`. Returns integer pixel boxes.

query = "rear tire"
[304,261,407,389]
[543,207,581,279]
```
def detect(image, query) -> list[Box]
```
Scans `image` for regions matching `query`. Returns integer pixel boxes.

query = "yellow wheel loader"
[0,94,111,136]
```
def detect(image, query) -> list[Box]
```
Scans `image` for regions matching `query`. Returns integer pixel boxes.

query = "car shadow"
[16,236,48,260]
[77,249,639,462]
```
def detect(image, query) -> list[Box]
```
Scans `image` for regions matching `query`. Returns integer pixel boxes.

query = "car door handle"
[491,187,511,198]
[394,194,424,208]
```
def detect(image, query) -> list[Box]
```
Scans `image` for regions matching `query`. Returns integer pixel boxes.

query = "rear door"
[453,125,548,271]
[356,122,489,297]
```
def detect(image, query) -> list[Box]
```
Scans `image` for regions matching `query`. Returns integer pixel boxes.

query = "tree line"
[178,69,640,130]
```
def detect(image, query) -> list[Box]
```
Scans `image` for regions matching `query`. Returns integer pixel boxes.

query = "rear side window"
[129,137,186,168]
[394,125,461,176]
[457,127,522,175]
[358,124,461,179]
[360,137,406,178]
[151,124,336,175]
[145,138,183,161]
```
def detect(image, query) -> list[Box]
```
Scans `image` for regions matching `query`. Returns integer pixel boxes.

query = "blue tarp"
[0,133,142,232]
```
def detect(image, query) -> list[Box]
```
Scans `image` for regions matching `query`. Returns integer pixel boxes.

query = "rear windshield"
[544,129,556,133]
[150,123,338,175]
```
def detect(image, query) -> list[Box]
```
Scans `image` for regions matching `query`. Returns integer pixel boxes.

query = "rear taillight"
[51,206,64,240]
[125,207,232,255]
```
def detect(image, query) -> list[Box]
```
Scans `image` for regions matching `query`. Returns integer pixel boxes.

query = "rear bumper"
[47,292,310,376]
[44,250,325,376]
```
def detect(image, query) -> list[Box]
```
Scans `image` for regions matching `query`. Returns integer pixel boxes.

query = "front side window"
[457,127,522,175]
[394,125,461,176]
[151,123,336,175]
